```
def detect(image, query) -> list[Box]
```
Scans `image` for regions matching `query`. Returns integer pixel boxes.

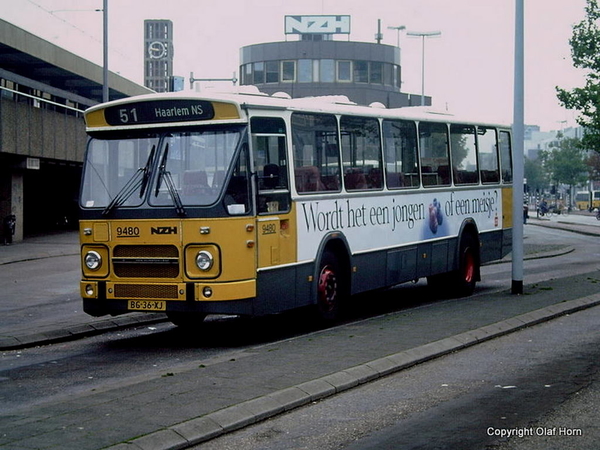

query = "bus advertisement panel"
[297,188,502,260]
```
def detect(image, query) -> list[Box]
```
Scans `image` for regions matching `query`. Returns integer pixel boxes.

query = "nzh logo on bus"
[151,226,178,235]
[114,225,178,238]
[299,189,500,237]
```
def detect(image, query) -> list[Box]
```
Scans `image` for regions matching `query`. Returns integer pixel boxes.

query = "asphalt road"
[0,220,599,449]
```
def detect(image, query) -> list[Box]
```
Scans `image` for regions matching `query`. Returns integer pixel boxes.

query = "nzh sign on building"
[284,15,351,35]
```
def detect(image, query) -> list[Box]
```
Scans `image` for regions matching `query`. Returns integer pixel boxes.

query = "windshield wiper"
[140,144,156,197]
[102,145,156,216]
[154,143,186,216]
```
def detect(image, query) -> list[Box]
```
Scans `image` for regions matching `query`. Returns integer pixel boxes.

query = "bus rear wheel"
[452,234,479,297]
[316,250,344,321]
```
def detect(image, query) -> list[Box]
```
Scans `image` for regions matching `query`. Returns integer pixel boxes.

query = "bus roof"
[84,88,511,131]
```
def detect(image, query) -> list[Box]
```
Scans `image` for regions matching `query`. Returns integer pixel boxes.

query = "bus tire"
[451,233,479,297]
[167,311,207,328]
[316,250,346,321]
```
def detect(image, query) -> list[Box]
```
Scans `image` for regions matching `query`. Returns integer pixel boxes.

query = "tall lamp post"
[102,0,109,102]
[511,0,525,294]
[387,25,406,48]
[406,30,441,106]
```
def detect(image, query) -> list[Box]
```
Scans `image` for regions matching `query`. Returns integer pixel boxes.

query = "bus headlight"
[85,251,102,270]
[195,250,214,271]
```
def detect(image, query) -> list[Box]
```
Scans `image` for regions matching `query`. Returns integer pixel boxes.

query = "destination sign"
[104,99,215,125]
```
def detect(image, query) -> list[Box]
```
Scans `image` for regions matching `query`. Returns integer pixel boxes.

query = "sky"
[1,0,589,131]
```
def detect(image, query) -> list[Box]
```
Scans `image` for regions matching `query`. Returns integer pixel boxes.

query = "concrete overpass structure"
[0,18,152,241]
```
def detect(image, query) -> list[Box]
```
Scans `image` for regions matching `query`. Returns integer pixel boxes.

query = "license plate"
[128,300,166,311]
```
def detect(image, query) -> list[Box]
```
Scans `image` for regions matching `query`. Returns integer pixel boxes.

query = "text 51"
[118,108,138,123]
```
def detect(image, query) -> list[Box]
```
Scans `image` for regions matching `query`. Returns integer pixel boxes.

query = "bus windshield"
[81,127,244,211]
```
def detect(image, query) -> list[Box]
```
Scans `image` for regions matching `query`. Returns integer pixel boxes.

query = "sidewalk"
[527,213,600,236]
[0,230,79,265]
[0,230,166,350]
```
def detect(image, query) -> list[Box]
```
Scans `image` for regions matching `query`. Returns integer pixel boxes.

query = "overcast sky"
[3,0,589,131]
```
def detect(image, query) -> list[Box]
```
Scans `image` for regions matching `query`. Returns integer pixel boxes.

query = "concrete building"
[0,19,151,241]
[525,126,584,160]
[239,15,425,107]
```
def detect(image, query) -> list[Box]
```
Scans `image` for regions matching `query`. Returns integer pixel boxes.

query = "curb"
[0,313,167,350]
[106,293,600,450]
[0,250,79,266]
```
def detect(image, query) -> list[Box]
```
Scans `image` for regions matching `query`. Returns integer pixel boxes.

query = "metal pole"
[102,0,109,103]
[407,31,441,107]
[511,0,525,294]
[387,26,406,48]
[420,36,425,106]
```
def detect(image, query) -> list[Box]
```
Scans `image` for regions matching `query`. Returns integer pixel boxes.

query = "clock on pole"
[144,20,174,92]
[148,41,168,59]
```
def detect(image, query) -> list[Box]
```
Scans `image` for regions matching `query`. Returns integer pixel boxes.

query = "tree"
[524,156,547,194]
[587,151,600,181]
[556,0,600,153]
[540,137,588,194]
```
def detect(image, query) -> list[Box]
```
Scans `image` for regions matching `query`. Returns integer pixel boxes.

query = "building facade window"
[353,61,369,83]
[394,65,401,89]
[320,59,335,82]
[242,64,252,85]
[370,62,383,84]
[253,62,265,84]
[383,63,393,86]
[240,58,401,88]
[282,61,296,82]
[298,59,312,82]
[337,61,352,82]
[265,61,279,83]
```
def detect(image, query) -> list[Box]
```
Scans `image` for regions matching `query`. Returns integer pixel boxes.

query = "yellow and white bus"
[575,191,591,211]
[575,190,600,211]
[79,90,513,326]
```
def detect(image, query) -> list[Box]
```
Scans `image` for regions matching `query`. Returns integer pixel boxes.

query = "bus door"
[250,117,295,268]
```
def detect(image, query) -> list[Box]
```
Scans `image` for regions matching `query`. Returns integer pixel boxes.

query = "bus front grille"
[113,245,180,278]
[114,284,179,299]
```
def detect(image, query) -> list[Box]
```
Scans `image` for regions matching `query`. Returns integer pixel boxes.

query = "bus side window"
[382,119,420,189]
[291,113,341,194]
[419,122,451,187]
[478,127,501,183]
[450,124,479,185]
[250,117,290,214]
[340,116,383,191]
[499,130,513,183]
[224,143,251,215]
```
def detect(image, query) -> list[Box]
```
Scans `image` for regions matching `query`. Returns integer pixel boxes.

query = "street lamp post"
[406,30,441,106]
[387,25,406,48]
[102,0,109,102]
[511,0,525,294]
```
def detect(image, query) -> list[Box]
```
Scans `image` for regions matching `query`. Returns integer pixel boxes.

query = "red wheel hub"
[318,265,337,312]
[463,249,475,283]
